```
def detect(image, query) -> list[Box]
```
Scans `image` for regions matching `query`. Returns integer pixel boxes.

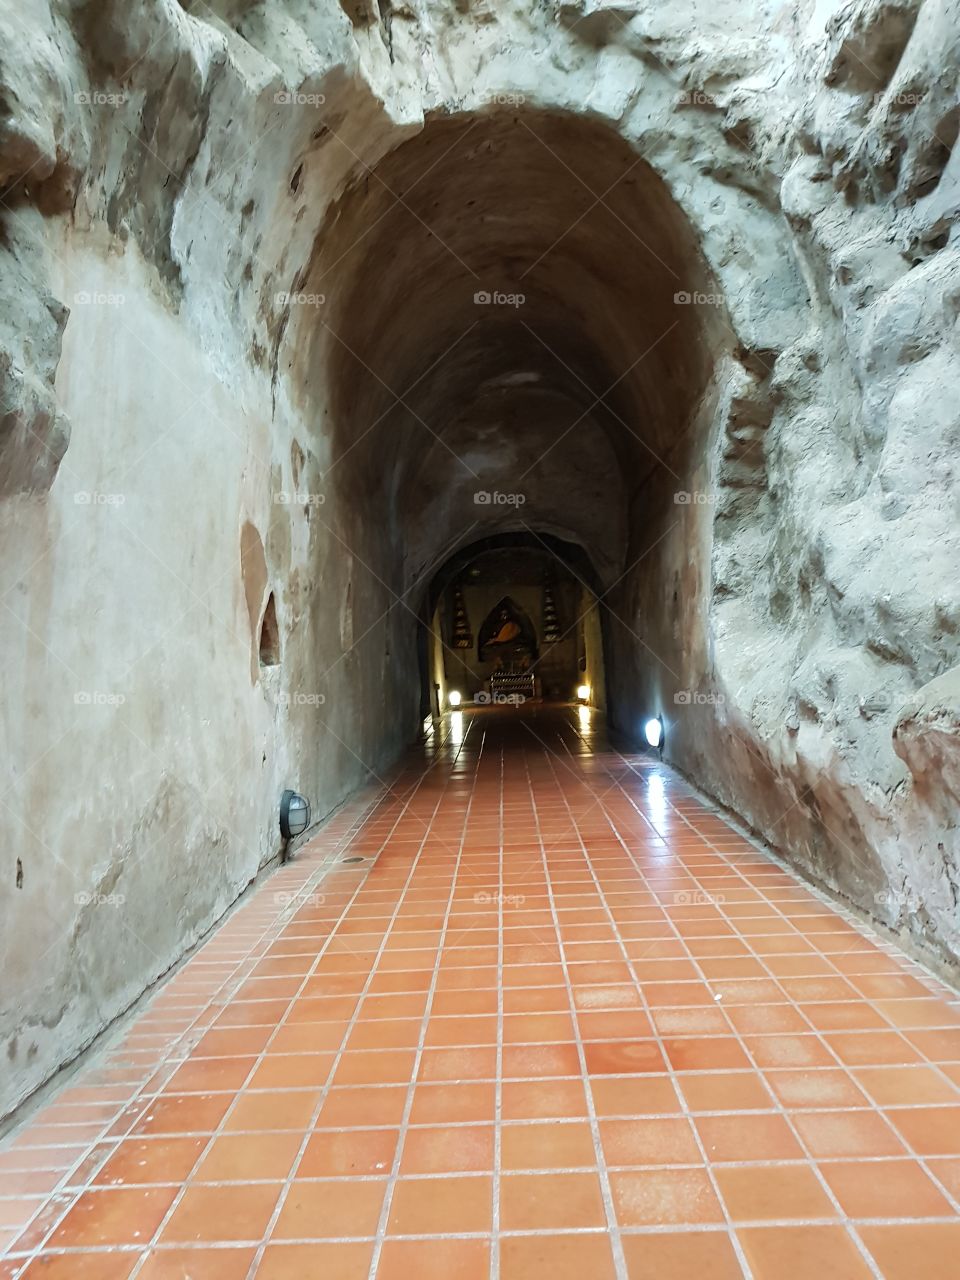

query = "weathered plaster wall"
[3,237,278,1108]
[0,0,426,1118]
[1,229,416,1117]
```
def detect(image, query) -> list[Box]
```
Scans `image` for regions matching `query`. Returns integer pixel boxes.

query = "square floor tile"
[501,1078,588,1120]
[137,1248,257,1278]
[19,1255,137,1279]
[503,1013,576,1043]
[852,1065,960,1106]
[377,1238,489,1280]
[621,1230,743,1279]
[386,1175,491,1234]
[802,1003,888,1032]
[599,1117,700,1166]
[503,987,571,1014]
[223,1090,321,1132]
[763,1070,868,1110]
[886,1105,960,1155]
[664,1038,752,1071]
[316,1087,407,1128]
[400,1125,494,1173]
[161,1183,282,1243]
[269,1024,346,1055]
[696,1113,803,1162]
[678,1071,772,1111]
[409,1082,496,1124]
[430,991,497,1016]
[791,1110,905,1158]
[272,1179,386,1239]
[819,1159,952,1218]
[501,1121,596,1170]
[590,1077,681,1117]
[572,986,643,1011]
[195,1133,302,1182]
[652,1007,730,1036]
[423,1016,498,1047]
[249,1053,334,1089]
[736,1226,874,1279]
[0,1195,44,1231]
[576,1011,652,1041]
[94,1138,206,1187]
[135,1095,232,1136]
[583,1041,665,1075]
[743,1036,836,1069]
[48,1187,178,1248]
[300,1128,399,1177]
[333,1050,417,1086]
[874,999,960,1029]
[418,1047,498,1082]
[500,1233,616,1280]
[825,1031,921,1067]
[502,1043,582,1078]
[926,1156,960,1199]
[611,1168,724,1226]
[257,1242,373,1279]
[500,1171,606,1230]
[858,1223,960,1279]
[715,1164,836,1221]
[165,1057,258,1092]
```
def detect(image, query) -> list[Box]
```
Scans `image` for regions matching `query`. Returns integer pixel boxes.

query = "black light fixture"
[280,789,311,841]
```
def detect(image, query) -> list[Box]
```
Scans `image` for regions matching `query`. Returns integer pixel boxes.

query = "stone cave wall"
[600,0,960,974]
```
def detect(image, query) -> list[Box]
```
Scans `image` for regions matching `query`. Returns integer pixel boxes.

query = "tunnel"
[302,108,721,592]
[281,107,728,757]
[2,0,960,1271]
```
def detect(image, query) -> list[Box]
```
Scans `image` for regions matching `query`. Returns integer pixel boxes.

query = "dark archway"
[417,532,611,719]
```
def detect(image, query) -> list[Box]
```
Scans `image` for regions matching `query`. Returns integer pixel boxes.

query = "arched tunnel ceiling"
[293,108,725,585]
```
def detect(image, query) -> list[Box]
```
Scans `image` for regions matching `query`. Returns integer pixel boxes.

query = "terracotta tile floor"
[2,705,960,1278]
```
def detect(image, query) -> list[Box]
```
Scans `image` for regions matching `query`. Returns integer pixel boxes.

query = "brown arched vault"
[289,107,728,591]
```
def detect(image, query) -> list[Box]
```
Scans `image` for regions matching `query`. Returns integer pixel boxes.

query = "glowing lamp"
[644,717,663,749]
[577,685,590,702]
[448,690,462,707]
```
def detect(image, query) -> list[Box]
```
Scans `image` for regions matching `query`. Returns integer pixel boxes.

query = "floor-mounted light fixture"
[280,789,311,849]
[448,690,462,707]
[644,716,664,758]
[577,684,590,703]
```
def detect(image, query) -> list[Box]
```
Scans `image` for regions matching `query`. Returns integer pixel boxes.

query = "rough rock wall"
[1,0,958,1117]
[601,0,960,974]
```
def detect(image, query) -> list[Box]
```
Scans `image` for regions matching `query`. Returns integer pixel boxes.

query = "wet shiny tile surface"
[2,706,959,1278]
